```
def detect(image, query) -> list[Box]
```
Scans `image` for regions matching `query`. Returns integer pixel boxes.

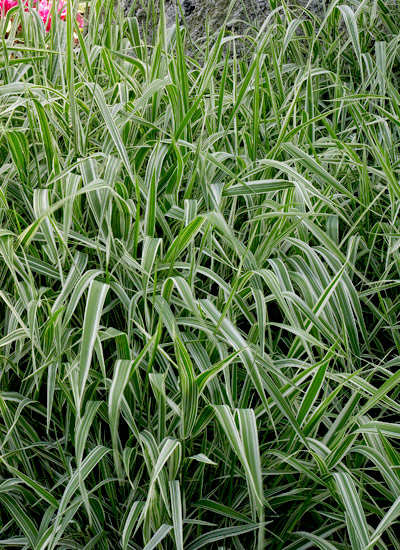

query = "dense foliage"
[1,0,400,548]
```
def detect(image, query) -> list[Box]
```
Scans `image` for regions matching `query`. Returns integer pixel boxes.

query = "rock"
[123,0,326,43]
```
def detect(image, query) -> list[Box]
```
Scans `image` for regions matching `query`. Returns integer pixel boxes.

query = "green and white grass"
[1,0,400,548]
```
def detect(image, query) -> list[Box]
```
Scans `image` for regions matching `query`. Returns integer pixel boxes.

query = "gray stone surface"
[124,0,326,43]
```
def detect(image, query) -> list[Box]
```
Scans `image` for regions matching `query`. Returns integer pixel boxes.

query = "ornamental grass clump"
[1,0,400,549]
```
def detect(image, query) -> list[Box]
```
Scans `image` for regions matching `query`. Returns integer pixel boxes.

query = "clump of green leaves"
[1,0,400,548]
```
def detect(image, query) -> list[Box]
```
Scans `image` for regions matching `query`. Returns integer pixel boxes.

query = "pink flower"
[1,0,84,32]
[59,1,84,30]
[0,0,19,16]
[40,0,84,32]
[37,0,53,30]
[36,1,72,32]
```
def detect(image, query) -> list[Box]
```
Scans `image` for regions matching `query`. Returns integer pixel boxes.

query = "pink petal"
[1,0,19,16]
